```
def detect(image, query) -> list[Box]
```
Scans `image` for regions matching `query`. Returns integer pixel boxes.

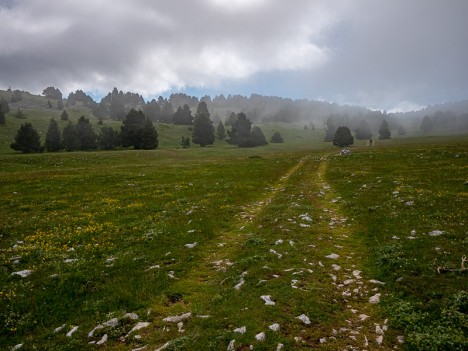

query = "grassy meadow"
[1,92,467,350]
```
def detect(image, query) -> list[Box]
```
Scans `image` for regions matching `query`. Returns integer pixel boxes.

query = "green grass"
[1,97,467,351]
[326,138,468,350]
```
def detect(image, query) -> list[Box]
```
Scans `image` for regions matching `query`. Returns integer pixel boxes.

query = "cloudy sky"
[1,0,467,111]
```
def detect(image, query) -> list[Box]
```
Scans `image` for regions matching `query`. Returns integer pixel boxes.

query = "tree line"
[10,101,278,153]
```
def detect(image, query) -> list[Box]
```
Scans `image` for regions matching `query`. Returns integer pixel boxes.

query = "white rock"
[124,313,139,320]
[12,270,32,278]
[269,249,282,259]
[269,323,280,332]
[331,264,341,271]
[127,322,150,335]
[296,314,311,325]
[227,340,236,351]
[275,239,284,245]
[343,279,355,285]
[177,322,185,333]
[376,335,383,345]
[364,335,369,347]
[276,343,284,351]
[167,271,178,279]
[103,318,119,328]
[96,334,108,345]
[260,295,275,305]
[359,314,369,321]
[255,332,266,341]
[145,265,160,271]
[233,326,246,334]
[299,223,310,227]
[11,344,23,351]
[53,324,66,333]
[397,335,405,344]
[66,326,79,337]
[234,278,245,290]
[163,312,192,323]
[64,259,78,263]
[184,242,197,249]
[352,270,362,279]
[319,337,327,343]
[428,230,444,236]
[369,293,381,304]
[132,346,148,351]
[376,325,384,335]
[326,253,339,259]
[289,240,295,246]
[155,342,170,351]
[369,279,385,285]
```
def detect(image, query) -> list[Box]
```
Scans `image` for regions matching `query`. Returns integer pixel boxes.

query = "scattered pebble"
[163,312,192,323]
[66,326,79,337]
[369,293,381,304]
[296,314,311,325]
[260,295,275,305]
[127,322,150,336]
[53,324,66,333]
[428,230,444,236]
[269,323,280,332]
[233,326,246,334]
[255,332,266,341]
[11,270,32,278]
[227,340,236,351]
[326,253,339,259]
[184,242,197,249]
[96,334,108,345]
[11,344,23,351]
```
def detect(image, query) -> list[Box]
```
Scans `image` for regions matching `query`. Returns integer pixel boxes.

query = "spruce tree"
[140,119,158,149]
[45,118,62,151]
[60,110,69,121]
[270,131,284,143]
[228,112,252,146]
[0,110,5,125]
[333,126,354,147]
[75,116,97,150]
[98,126,119,150]
[62,121,80,151]
[378,119,391,139]
[11,123,43,153]
[192,102,215,147]
[216,121,226,140]
[250,126,268,146]
[121,109,146,148]
[354,120,372,140]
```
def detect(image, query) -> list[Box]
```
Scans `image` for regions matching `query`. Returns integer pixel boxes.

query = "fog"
[1,0,467,111]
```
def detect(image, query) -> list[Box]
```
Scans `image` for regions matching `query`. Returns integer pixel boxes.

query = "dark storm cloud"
[0,0,467,110]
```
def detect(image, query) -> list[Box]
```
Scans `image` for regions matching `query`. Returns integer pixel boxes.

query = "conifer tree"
[11,123,43,153]
[333,126,354,147]
[270,131,284,143]
[378,119,391,139]
[62,121,80,151]
[192,102,215,147]
[45,118,62,151]
[216,121,226,140]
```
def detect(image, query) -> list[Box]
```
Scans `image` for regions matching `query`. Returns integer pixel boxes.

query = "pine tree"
[216,121,226,139]
[98,126,119,150]
[228,112,252,147]
[11,123,43,153]
[333,126,354,147]
[378,120,391,139]
[354,120,372,140]
[75,116,97,150]
[192,102,215,147]
[0,110,5,125]
[270,131,284,143]
[62,121,80,151]
[139,119,158,149]
[250,126,268,146]
[121,109,146,148]
[60,110,69,121]
[45,119,62,151]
